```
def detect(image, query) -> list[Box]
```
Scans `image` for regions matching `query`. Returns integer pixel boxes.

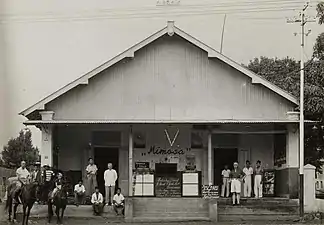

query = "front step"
[18,204,124,220]
[217,198,299,222]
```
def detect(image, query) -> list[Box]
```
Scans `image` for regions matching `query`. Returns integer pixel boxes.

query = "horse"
[5,181,40,225]
[48,185,68,224]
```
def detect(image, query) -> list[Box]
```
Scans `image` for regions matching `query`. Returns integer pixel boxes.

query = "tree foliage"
[246,33,324,170]
[2,129,39,168]
[317,2,324,25]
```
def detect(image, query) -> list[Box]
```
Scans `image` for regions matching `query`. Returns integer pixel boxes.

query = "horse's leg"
[25,205,32,225]
[60,208,65,225]
[13,203,19,223]
[8,198,12,221]
[22,204,27,225]
[48,201,53,223]
[55,206,60,224]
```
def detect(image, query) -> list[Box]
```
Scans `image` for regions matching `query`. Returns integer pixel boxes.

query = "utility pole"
[287,1,316,219]
[220,14,227,54]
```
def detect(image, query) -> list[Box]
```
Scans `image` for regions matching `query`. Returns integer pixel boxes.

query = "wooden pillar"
[208,130,212,185]
[128,126,133,196]
[39,111,55,167]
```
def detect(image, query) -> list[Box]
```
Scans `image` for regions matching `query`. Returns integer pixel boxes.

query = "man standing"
[254,160,264,198]
[14,161,30,203]
[91,187,103,216]
[221,165,231,198]
[86,158,98,197]
[230,162,244,205]
[243,160,253,197]
[104,163,118,206]
[74,180,86,206]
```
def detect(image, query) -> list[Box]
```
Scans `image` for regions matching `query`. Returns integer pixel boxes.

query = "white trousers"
[244,175,252,197]
[254,175,263,198]
[221,178,230,197]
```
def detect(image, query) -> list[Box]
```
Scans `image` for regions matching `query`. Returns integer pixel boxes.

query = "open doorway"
[214,148,238,186]
[94,147,119,196]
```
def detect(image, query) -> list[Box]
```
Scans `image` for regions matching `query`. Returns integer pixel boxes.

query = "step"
[218,205,299,213]
[218,214,299,222]
[133,212,209,217]
[130,216,210,223]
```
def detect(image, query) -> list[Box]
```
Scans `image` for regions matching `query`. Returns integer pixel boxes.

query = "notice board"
[155,174,181,197]
[202,185,219,199]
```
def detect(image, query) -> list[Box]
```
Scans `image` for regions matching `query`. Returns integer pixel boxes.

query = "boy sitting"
[91,187,103,216]
[113,188,125,216]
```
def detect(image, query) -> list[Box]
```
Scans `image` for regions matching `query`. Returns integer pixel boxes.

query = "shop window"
[182,172,200,196]
[133,173,154,196]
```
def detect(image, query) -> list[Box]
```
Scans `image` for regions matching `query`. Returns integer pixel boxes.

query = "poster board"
[155,173,181,197]
[202,185,219,199]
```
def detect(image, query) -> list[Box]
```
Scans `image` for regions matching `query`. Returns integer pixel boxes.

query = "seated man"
[91,187,103,216]
[113,188,125,216]
[74,180,86,206]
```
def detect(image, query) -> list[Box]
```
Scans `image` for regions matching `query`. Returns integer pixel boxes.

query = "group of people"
[10,158,125,216]
[221,160,264,205]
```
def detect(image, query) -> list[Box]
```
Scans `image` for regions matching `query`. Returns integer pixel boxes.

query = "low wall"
[125,197,217,222]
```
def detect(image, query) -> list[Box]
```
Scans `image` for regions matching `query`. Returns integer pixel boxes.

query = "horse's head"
[56,186,68,200]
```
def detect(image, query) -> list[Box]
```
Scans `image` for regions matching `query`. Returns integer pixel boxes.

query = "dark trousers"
[93,203,103,215]
[74,192,85,205]
[113,204,124,215]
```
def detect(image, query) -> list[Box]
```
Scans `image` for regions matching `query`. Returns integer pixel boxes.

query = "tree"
[2,129,39,168]
[317,2,324,25]
[246,33,324,170]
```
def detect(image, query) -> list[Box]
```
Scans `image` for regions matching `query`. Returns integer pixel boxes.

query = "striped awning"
[23,119,316,125]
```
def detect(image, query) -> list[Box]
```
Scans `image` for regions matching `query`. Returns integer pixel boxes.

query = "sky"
[0,0,323,149]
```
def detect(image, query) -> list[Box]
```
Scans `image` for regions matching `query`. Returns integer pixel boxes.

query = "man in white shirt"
[113,188,125,216]
[104,163,118,206]
[74,180,86,206]
[91,186,103,216]
[243,160,254,197]
[14,161,31,203]
[221,164,231,198]
[85,158,98,197]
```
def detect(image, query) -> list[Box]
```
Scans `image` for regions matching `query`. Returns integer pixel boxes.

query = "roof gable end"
[20,21,298,117]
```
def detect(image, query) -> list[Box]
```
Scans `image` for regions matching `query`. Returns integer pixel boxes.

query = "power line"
[0,0,316,19]
[0,5,316,23]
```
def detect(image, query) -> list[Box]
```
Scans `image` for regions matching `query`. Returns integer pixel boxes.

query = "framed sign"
[155,173,181,197]
[135,162,150,169]
[202,185,219,199]
[134,132,146,148]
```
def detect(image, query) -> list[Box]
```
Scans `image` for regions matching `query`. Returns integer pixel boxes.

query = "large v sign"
[164,128,179,147]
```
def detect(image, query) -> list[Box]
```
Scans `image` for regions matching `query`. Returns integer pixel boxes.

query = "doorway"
[214,148,238,186]
[94,147,119,196]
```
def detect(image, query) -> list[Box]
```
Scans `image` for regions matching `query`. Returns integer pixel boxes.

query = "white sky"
[0,0,322,149]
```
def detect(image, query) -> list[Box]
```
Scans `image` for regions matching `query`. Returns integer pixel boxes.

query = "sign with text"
[135,162,150,169]
[202,185,219,199]
[155,175,181,197]
[156,0,180,6]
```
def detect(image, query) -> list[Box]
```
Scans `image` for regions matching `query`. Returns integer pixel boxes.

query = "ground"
[0,218,322,225]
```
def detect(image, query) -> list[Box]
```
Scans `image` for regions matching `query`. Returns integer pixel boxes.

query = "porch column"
[40,111,54,167]
[208,130,212,185]
[128,126,133,196]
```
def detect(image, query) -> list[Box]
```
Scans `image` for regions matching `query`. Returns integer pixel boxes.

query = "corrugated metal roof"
[23,119,316,125]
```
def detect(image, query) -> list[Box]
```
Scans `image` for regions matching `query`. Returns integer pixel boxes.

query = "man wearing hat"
[230,162,244,205]
[31,162,42,183]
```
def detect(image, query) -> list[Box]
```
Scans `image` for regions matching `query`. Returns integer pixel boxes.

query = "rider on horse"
[14,161,31,204]
[51,172,64,202]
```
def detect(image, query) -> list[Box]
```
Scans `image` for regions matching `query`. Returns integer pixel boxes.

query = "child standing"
[221,165,231,197]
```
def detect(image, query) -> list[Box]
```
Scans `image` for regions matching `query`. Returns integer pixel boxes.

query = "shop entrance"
[214,148,238,186]
[94,147,119,196]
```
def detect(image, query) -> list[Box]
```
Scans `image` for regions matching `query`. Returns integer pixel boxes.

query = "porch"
[27,121,301,199]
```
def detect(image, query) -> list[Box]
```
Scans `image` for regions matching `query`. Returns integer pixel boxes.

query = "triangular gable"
[20,21,298,117]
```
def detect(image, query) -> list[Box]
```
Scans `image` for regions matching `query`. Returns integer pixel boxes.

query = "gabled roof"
[20,21,298,117]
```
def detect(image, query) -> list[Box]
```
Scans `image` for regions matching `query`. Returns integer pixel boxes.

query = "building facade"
[20,21,307,203]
